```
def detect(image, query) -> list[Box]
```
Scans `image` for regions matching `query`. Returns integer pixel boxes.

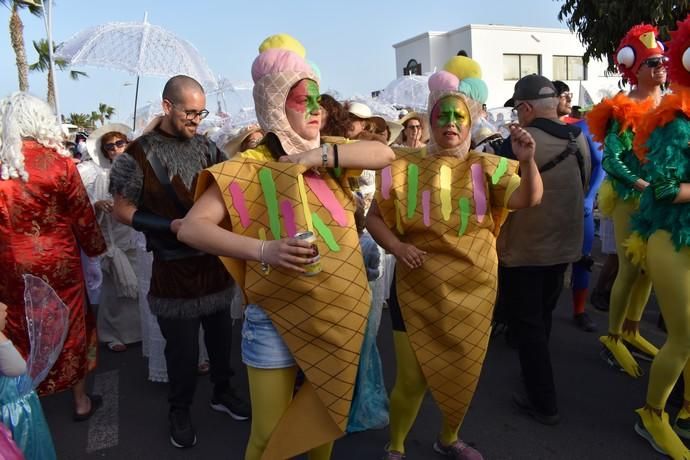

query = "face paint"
[286,80,321,119]
[432,97,470,129]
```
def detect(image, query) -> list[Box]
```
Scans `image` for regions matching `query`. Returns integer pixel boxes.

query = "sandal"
[73,394,103,422]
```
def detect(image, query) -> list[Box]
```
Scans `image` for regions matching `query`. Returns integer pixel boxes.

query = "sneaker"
[674,408,690,440]
[574,312,597,332]
[512,391,560,426]
[382,445,405,460]
[169,408,197,448]
[210,387,251,421]
[433,439,483,460]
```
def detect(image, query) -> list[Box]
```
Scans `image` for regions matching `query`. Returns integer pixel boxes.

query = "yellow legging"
[245,366,333,460]
[388,331,459,453]
[645,231,690,409]
[608,198,653,335]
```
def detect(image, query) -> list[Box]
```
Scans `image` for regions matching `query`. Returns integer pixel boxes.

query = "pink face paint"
[286,79,320,118]
[422,190,431,227]
[381,166,393,199]
[280,199,297,237]
[229,181,251,228]
[470,163,487,223]
[304,173,348,226]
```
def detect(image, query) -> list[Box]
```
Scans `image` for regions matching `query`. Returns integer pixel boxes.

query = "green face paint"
[286,79,321,119]
[433,97,470,128]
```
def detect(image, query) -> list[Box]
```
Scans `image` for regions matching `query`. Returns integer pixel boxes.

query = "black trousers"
[157,309,234,410]
[497,263,567,415]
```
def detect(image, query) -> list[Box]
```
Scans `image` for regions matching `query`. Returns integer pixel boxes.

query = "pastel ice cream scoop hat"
[426,55,488,156]
[251,34,321,155]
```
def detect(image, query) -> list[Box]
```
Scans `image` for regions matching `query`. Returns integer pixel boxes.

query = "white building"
[392,24,620,109]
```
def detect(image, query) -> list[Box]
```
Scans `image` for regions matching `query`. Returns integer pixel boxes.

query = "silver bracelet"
[321,143,329,167]
[259,240,270,273]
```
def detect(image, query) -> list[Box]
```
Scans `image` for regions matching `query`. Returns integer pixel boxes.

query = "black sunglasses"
[642,56,669,68]
[103,139,127,151]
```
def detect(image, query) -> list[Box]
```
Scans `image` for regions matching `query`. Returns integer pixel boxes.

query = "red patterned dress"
[0,141,106,395]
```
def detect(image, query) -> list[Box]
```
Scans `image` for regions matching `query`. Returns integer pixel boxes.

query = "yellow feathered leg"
[638,231,690,459]
[600,199,653,376]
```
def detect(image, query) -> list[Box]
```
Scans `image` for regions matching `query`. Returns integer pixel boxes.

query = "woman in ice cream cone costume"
[623,15,690,460]
[177,35,394,460]
[366,57,543,460]
[586,23,667,378]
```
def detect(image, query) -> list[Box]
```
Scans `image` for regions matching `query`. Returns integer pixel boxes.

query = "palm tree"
[89,111,100,129]
[97,103,115,126]
[29,39,87,111]
[1,0,42,91]
[66,113,90,130]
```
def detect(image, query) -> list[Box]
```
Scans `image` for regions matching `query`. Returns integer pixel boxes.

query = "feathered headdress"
[667,14,690,88]
[615,24,665,85]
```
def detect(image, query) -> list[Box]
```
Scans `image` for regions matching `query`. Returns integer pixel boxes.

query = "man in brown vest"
[109,75,249,448]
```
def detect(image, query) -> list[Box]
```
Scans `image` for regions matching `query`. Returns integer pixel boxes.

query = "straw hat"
[398,111,429,143]
[348,102,402,145]
[86,123,132,167]
[222,124,264,158]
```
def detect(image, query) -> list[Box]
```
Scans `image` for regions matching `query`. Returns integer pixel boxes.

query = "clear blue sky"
[0,0,566,123]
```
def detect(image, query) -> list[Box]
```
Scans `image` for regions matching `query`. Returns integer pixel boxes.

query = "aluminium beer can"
[295,231,322,276]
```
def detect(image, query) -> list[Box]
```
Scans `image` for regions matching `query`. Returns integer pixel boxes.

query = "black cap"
[510,74,557,103]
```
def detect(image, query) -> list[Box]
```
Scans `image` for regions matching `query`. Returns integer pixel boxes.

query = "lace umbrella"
[378,74,429,112]
[56,14,216,126]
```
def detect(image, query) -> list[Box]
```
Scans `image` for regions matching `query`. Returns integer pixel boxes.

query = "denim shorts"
[241,304,296,369]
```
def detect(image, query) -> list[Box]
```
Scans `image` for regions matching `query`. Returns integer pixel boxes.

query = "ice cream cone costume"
[376,57,519,451]
[194,35,372,460]
[586,24,665,377]
[197,150,369,457]
[377,148,517,426]
[624,16,690,459]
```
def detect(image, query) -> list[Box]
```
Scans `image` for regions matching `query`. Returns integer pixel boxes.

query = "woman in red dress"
[0,92,106,420]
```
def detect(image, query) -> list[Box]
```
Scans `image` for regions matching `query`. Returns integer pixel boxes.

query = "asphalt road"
[41,255,670,460]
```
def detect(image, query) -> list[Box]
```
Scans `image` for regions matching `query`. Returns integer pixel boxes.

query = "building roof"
[392,23,573,48]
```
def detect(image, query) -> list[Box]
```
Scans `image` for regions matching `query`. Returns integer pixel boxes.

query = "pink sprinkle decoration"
[229,182,251,229]
[471,163,487,223]
[304,174,348,226]
[381,166,393,199]
[422,190,431,227]
[280,200,297,237]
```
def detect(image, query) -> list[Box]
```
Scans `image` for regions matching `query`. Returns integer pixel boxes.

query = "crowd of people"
[0,15,689,460]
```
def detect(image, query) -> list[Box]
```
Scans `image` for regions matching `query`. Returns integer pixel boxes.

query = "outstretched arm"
[279,140,395,170]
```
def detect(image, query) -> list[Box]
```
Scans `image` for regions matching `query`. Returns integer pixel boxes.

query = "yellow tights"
[645,231,690,409]
[245,366,333,460]
[388,331,459,453]
[608,199,653,336]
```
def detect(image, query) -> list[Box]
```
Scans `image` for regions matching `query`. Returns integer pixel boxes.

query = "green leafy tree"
[66,113,90,130]
[96,103,115,126]
[0,0,42,91]
[29,38,87,111]
[557,0,690,71]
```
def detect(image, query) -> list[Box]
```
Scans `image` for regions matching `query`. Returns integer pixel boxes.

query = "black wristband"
[132,210,173,234]
[333,143,339,169]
